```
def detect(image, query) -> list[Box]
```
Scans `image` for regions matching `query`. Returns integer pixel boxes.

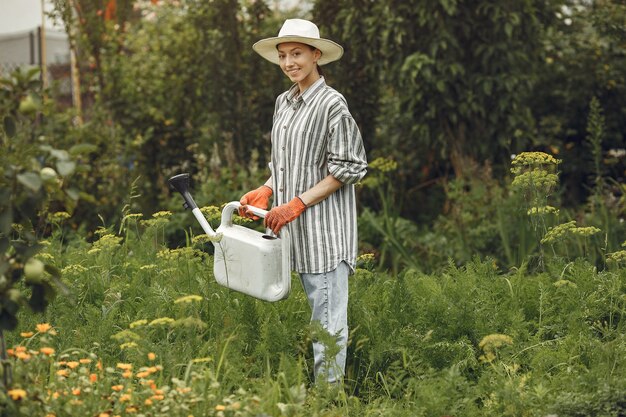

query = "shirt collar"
[286,76,326,105]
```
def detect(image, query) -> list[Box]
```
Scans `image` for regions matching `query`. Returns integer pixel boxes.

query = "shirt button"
[279,188,283,192]
[282,146,285,150]
[280,168,284,171]
[283,126,287,129]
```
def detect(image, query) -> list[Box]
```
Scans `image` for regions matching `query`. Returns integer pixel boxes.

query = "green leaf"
[66,187,80,201]
[56,160,76,176]
[69,143,99,155]
[50,149,70,161]
[3,116,16,138]
[505,23,513,37]
[17,172,42,192]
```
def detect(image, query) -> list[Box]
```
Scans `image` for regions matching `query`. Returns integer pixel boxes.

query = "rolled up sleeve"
[327,116,368,184]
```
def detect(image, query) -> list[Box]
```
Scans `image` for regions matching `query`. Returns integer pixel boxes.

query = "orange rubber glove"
[264,197,307,235]
[239,185,273,220]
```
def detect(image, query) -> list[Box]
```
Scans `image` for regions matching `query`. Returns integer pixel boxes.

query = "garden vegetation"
[1,0,625,416]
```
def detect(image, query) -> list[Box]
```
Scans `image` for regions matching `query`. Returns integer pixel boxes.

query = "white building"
[0,27,69,74]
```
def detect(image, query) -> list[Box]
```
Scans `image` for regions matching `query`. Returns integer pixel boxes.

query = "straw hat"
[253,19,343,66]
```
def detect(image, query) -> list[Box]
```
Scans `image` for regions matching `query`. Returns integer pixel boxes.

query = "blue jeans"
[299,261,349,383]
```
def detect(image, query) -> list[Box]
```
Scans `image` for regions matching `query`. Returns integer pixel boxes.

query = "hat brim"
[253,36,343,66]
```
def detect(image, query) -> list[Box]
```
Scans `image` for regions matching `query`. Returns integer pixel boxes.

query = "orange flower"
[6,348,14,356]
[56,369,69,377]
[122,370,132,378]
[153,389,164,395]
[40,347,55,356]
[89,373,98,383]
[20,332,34,338]
[151,394,164,401]
[119,394,132,403]
[36,323,52,333]
[15,346,27,353]
[125,407,138,414]
[136,371,150,379]
[15,352,31,360]
[66,361,80,369]
[72,388,81,396]
[79,358,92,364]
[177,387,191,394]
[144,399,153,406]
[147,352,156,361]
[8,388,27,401]
[97,360,103,370]
[98,414,110,417]
[215,405,226,411]
[111,385,124,392]
[52,391,61,399]
[116,363,132,371]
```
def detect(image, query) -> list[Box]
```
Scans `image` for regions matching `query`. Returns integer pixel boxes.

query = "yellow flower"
[20,332,34,338]
[147,352,156,361]
[98,414,110,417]
[478,333,513,363]
[116,363,133,371]
[215,405,226,411]
[8,388,27,400]
[125,406,138,414]
[152,210,172,218]
[36,323,52,333]
[174,294,203,304]
[148,317,175,326]
[129,319,148,329]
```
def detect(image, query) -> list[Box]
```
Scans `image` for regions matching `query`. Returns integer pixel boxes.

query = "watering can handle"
[221,202,268,227]
[245,205,268,219]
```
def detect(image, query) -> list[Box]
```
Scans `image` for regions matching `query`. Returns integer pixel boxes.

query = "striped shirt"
[269,77,367,274]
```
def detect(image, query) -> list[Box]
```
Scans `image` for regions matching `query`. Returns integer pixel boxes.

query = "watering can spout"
[168,173,197,210]
[168,173,219,238]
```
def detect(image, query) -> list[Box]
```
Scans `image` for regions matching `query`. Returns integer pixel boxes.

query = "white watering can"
[168,173,291,302]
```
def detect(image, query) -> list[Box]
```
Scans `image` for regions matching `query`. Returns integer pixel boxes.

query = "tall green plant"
[0,68,75,388]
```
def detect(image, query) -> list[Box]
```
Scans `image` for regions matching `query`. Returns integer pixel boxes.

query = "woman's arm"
[299,174,343,207]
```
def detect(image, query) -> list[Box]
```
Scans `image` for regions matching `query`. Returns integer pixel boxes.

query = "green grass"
[1,210,625,416]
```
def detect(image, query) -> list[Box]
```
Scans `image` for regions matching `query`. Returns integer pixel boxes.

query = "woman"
[239,18,367,384]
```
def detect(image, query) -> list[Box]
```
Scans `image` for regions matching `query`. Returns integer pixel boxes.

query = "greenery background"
[1,0,625,415]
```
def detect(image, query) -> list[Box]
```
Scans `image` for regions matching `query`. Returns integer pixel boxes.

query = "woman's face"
[277,42,321,89]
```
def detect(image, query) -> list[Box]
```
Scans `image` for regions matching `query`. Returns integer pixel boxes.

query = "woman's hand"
[264,197,306,234]
[239,185,273,220]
